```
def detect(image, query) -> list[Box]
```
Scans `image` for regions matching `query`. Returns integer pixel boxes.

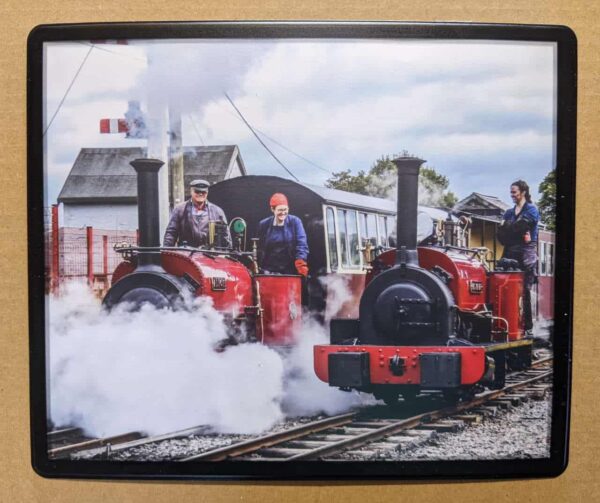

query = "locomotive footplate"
[480,338,533,352]
[481,338,534,377]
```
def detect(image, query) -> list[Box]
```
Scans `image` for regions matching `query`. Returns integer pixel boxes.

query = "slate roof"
[453,192,511,220]
[57,145,246,204]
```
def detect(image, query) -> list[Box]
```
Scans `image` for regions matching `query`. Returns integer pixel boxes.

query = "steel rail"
[48,431,143,458]
[286,367,553,460]
[180,412,357,462]
[49,356,553,461]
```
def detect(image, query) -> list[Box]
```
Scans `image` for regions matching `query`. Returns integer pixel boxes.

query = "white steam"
[320,274,355,322]
[282,319,372,417]
[48,281,367,438]
[48,282,284,437]
[371,169,448,208]
[140,41,267,117]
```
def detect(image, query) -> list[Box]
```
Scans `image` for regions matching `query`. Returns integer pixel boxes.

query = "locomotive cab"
[102,158,303,347]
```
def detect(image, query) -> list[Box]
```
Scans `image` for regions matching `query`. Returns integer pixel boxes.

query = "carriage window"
[540,242,546,275]
[337,208,360,268]
[387,216,397,248]
[547,243,554,276]
[347,210,360,266]
[326,207,338,270]
[360,213,368,242]
[540,242,548,275]
[378,215,387,246]
[337,209,348,266]
[364,213,377,246]
[540,243,554,276]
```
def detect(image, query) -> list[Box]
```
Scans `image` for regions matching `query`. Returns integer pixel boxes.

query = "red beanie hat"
[269,193,288,208]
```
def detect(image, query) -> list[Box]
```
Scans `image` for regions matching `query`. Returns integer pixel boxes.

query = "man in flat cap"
[163,179,232,248]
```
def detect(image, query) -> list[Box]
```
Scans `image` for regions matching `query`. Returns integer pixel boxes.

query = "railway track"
[48,355,552,462]
[180,357,552,461]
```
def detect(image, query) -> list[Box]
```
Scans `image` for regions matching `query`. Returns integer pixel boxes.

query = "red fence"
[45,205,138,296]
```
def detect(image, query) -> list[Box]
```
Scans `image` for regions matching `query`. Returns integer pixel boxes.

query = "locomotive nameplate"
[210,277,227,291]
[469,280,484,294]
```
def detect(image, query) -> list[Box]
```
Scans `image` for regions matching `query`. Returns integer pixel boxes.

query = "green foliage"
[538,169,556,230]
[325,169,372,195]
[325,154,458,208]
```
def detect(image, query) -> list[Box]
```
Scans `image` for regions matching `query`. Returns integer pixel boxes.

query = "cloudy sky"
[43,38,556,206]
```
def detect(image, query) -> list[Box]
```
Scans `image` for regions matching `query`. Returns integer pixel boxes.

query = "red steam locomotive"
[313,157,533,404]
[102,158,301,346]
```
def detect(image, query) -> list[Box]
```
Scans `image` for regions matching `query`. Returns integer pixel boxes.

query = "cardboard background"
[1,2,598,501]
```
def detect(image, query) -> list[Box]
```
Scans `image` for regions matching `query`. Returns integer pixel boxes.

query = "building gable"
[57,145,247,204]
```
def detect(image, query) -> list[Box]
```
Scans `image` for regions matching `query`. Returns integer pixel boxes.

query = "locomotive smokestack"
[392,155,426,266]
[130,158,164,267]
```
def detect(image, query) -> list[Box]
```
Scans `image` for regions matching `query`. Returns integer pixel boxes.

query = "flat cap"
[190,179,210,190]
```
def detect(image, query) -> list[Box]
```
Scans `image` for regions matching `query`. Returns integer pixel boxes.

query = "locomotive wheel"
[507,346,533,371]
[382,392,400,407]
[373,388,401,407]
[442,387,475,403]
[401,386,419,403]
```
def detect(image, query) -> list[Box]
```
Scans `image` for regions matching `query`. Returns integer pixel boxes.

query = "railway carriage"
[209,175,448,319]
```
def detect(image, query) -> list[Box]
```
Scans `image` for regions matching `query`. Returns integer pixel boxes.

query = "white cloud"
[43,38,556,203]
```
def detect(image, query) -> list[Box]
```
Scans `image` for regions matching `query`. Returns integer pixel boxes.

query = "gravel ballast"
[77,391,552,462]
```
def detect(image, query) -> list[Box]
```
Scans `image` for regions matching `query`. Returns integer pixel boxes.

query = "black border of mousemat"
[28,21,576,480]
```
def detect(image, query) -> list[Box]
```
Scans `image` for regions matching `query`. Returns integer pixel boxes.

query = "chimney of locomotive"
[392,155,426,267]
[130,158,164,268]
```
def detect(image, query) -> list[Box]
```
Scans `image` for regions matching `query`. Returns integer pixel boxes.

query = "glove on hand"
[295,259,309,277]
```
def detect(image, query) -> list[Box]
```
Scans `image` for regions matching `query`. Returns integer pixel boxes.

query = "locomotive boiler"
[313,156,533,405]
[102,158,301,346]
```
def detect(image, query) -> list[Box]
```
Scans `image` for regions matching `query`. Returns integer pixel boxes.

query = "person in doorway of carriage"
[498,180,540,336]
[257,193,309,276]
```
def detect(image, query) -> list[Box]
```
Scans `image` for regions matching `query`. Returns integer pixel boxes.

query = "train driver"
[163,179,232,248]
[257,193,309,276]
[498,180,540,335]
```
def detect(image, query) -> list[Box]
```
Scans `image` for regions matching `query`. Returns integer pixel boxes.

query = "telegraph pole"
[168,108,185,207]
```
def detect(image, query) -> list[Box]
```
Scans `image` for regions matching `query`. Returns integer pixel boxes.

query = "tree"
[325,169,372,195]
[325,154,458,208]
[538,168,556,230]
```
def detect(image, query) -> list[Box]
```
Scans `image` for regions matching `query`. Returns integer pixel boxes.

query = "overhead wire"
[216,99,333,175]
[77,41,147,63]
[224,92,299,182]
[43,44,95,137]
[46,42,330,181]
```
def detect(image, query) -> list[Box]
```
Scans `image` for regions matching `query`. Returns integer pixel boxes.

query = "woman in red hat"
[256,193,309,276]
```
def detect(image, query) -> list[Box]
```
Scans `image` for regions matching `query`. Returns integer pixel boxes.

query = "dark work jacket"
[257,215,309,274]
[501,202,540,244]
[500,202,540,287]
[163,200,231,248]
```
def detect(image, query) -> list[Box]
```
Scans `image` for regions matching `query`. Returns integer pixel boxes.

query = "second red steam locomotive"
[313,157,533,404]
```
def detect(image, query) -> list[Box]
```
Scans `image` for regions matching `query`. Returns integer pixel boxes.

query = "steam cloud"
[139,41,267,118]
[48,281,366,438]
